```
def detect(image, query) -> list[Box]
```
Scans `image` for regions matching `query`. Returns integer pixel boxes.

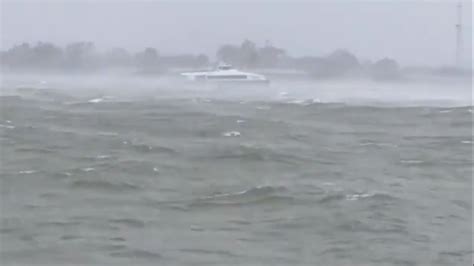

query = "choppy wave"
[109,218,146,228]
[70,179,141,192]
[109,249,162,260]
[0,80,471,266]
[190,185,293,207]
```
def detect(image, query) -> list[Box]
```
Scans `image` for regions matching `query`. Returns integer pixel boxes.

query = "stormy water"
[0,74,472,265]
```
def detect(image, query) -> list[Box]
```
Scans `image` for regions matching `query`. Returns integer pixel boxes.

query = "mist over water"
[1,73,471,107]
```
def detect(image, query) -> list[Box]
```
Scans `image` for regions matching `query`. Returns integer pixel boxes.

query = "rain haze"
[1,1,472,66]
[0,1,472,266]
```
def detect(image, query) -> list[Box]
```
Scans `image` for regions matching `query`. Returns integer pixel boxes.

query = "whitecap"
[82,167,95,172]
[360,142,398,148]
[346,193,372,201]
[287,99,306,104]
[222,131,241,137]
[256,106,270,110]
[236,120,246,124]
[88,98,104,103]
[98,131,119,137]
[321,182,335,186]
[19,170,36,174]
[96,155,111,159]
[359,141,377,146]
[153,167,159,172]
[286,99,319,106]
[439,109,452,113]
[461,140,472,144]
[203,185,286,200]
[0,124,15,129]
[207,190,246,199]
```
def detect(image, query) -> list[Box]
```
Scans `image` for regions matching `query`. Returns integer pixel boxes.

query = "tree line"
[0,42,209,74]
[1,40,402,80]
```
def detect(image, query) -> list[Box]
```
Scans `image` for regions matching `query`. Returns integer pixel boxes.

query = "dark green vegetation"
[1,40,470,80]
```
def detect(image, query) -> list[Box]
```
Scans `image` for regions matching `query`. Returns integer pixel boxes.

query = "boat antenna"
[455,2,463,68]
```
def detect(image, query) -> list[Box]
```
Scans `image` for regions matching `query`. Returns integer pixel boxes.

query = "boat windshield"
[217,65,233,70]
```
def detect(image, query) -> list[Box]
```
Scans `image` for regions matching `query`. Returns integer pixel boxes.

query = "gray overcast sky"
[1,0,472,66]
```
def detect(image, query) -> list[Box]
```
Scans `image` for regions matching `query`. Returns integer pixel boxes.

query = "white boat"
[180,64,269,84]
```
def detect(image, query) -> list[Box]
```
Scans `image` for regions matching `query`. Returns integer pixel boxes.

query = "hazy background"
[1,0,472,67]
[1,2,473,266]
